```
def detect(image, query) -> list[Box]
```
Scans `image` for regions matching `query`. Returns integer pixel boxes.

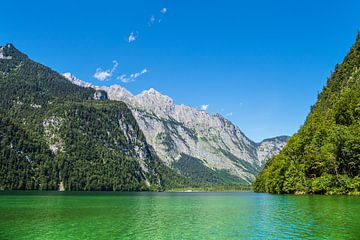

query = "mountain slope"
[257,136,289,166]
[65,74,289,185]
[0,44,187,191]
[254,33,360,195]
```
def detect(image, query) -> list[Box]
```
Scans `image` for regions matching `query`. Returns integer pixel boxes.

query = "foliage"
[254,33,360,195]
[172,154,248,187]
[0,44,188,191]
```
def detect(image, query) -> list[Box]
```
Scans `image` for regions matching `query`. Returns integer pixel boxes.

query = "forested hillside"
[254,33,360,195]
[0,44,187,191]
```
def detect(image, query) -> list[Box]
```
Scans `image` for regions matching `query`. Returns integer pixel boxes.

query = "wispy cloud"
[148,8,168,27]
[128,32,138,43]
[117,68,148,83]
[225,112,233,117]
[200,104,209,111]
[160,7,167,14]
[93,60,118,81]
[148,15,156,26]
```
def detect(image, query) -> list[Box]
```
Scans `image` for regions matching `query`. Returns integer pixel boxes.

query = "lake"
[0,192,359,239]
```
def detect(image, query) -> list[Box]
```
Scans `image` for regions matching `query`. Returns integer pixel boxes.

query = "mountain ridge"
[64,73,289,184]
[0,44,188,191]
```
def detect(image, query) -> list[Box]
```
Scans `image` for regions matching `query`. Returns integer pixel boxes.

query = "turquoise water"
[0,192,359,239]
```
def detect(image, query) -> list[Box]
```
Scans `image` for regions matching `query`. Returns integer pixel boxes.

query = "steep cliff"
[65,74,289,184]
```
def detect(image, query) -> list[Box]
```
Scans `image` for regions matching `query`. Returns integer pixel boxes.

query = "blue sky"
[1,0,360,141]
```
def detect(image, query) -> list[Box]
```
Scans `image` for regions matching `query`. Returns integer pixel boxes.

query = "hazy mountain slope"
[254,33,360,195]
[257,136,289,166]
[0,44,187,191]
[65,74,289,184]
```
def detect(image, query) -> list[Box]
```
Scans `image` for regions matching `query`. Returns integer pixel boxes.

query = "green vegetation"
[254,33,360,195]
[0,44,188,191]
[219,149,260,176]
[172,154,248,186]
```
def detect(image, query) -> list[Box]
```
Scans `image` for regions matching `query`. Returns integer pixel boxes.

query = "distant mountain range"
[64,73,289,184]
[0,43,288,191]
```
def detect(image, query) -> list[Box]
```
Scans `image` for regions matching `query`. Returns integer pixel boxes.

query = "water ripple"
[0,192,359,239]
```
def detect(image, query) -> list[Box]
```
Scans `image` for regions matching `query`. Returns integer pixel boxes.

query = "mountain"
[257,136,289,166]
[0,44,187,191]
[64,74,289,185]
[254,33,360,195]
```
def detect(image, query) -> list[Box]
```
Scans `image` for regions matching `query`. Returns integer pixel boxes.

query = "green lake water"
[0,192,359,240]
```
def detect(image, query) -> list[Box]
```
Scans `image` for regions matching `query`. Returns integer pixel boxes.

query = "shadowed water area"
[0,192,359,239]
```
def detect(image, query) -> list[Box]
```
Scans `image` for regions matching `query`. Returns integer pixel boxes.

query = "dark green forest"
[0,44,188,191]
[254,33,360,195]
[172,153,248,186]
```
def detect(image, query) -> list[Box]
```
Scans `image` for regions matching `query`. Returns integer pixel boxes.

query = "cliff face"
[65,74,289,185]
[254,34,360,195]
[256,136,289,166]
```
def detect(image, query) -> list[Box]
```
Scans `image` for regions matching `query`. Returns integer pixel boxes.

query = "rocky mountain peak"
[103,87,175,118]
[99,84,133,102]
[136,88,175,112]
[63,73,289,183]
[141,88,161,95]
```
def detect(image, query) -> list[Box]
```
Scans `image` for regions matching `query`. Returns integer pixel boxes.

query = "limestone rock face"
[64,74,288,183]
[256,136,289,166]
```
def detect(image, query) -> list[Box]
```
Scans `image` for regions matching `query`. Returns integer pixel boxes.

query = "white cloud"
[117,68,148,83]
[128,32,138,43]
[94,70,111,81]
[225,112,233,116]
[93,60,118,81]
[200,104,209,111]
[147,8,167,27]
[148,15,156,26]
